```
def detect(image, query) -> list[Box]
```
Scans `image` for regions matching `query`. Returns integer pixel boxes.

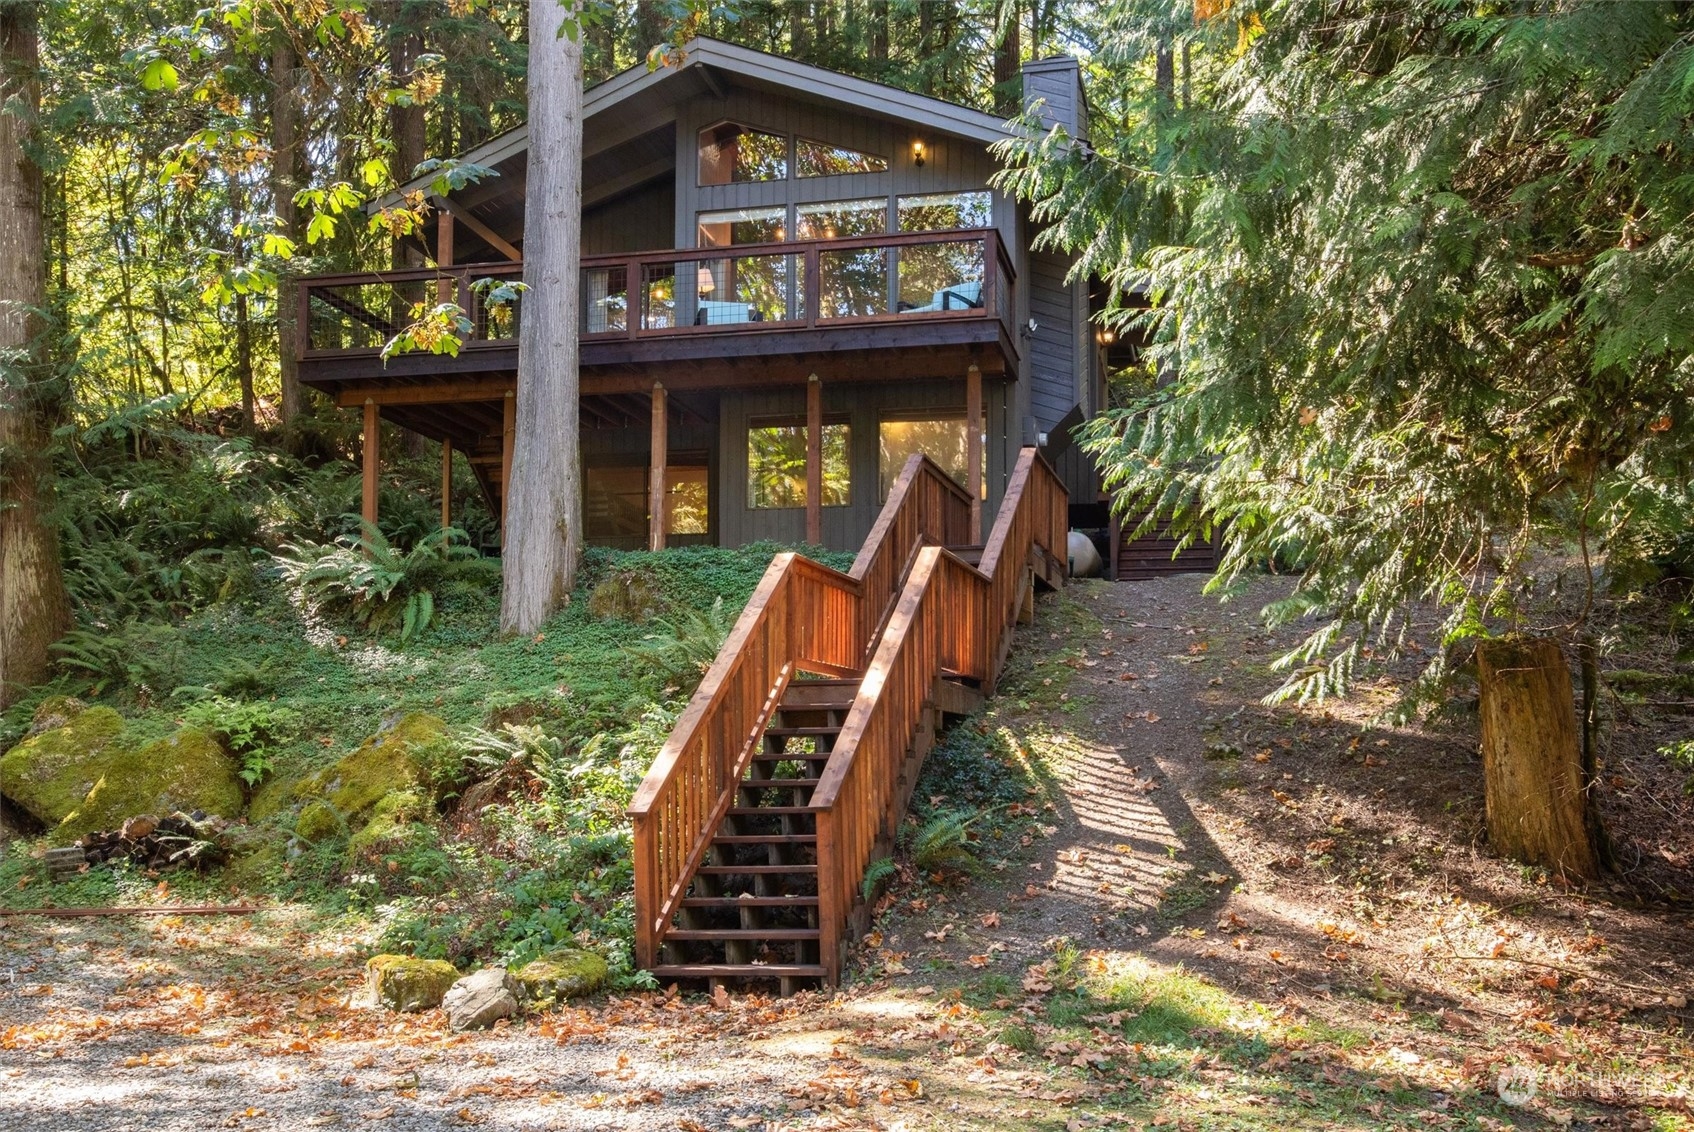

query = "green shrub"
[51,621,182,699]
[274,524,497,642]
[179,695,301,786]
[621,596,733,695]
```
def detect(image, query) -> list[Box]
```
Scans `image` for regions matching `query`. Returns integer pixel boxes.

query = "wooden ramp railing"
[628,447,1066,981]
[628,455,975,971]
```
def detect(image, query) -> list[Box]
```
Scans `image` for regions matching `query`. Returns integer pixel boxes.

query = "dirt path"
[4,575,1691,1132]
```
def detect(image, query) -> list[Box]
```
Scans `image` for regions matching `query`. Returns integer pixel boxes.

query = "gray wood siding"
[717,377,1014,552]
[1022,57,1088,142]
[1027,247,1078,430]
[582,178,676,255]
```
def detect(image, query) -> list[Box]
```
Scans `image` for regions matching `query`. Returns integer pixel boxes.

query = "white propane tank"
[1066,530,1102,577]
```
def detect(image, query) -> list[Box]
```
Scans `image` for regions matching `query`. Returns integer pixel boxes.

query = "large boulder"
[59,727,243,842]
[292,713,446,825]
[366,954,458,1012]
[0,702,126,827]
[511,949,608,1008]
[442,967,518,1031]
[346,789,430,863]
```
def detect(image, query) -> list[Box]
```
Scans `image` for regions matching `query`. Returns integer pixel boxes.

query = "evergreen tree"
[996,0,1694,877]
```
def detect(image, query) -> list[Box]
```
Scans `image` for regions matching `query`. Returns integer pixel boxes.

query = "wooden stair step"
[712,833,816,845]
[738,778,821,790]
[649,964,827,980]
[664,928,820,941]
[727,806,814,816]
[680,895,819,908]
[695,863,818,875]
[764,726,843,738]
[752,751,831,762]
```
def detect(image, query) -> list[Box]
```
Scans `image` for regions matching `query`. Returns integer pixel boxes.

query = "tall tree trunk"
[270,34,306,428]
[869,0,888,66]
[633,0,668,59]
[500,0,582,634]
[993,1,1022,116]
[789,1,811,60]
[388,0,426,269]
[918,2,936,94]
[0,2,71,705]
[1476,638,1599,881]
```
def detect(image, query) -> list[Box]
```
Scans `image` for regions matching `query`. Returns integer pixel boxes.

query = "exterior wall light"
[912,140,926,167]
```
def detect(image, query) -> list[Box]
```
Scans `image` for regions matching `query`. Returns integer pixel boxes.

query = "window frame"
[745,414,853,511]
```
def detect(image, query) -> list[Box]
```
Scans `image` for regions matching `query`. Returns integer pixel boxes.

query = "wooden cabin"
[296,40,1112,554]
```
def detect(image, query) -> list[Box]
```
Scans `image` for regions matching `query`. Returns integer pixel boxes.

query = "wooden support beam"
[436,211,455,304]
[362,399,380,531]
[435,195,522,262]
[967,364,983,541]
[649,382,667,552]
[500,389,515,537]
[333,380,515,408]
[440,437,453,531]
[806,373,822,546]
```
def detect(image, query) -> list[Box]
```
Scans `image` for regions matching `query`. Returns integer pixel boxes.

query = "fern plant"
[274,523,494,642]
[621,596,733,695]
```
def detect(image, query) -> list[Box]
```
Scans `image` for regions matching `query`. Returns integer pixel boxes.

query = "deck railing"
[627,454,978,970]
[295,229,1014,359]
[811,448,1066,981]
[581,228,1013,341]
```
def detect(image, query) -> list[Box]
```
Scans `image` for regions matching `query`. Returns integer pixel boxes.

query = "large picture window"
[878,414,985,501]
[698,123,787,185]
[585,462,709,542]
[747,420,851,509]
[897,190,992,232]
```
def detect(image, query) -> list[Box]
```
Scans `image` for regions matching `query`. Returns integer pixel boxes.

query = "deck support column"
[500,389,515,538]
[966,364,983,541]
[806,373,822,545]
[361,398,379,532]
[436,210,455,304]
[440,437,453,531]
[649,382,667,552]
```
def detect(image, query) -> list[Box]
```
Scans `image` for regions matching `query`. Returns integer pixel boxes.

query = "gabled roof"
[389,37,1013,203]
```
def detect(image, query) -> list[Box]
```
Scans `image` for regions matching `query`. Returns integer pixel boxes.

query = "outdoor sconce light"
[912,139,926,167]
[696,265,716,295]
[1097,328,1116,345]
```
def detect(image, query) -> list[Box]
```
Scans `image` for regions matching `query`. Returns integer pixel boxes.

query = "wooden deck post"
[440,437,453,530]
[361,398,379,531]
[649,382,667,552]
[436,210,455,304]
[500,389,515,538]
[806,373,822,545]
[966,364,983,542]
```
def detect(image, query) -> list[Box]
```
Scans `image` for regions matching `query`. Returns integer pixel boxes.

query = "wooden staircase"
[629,449,1068,989]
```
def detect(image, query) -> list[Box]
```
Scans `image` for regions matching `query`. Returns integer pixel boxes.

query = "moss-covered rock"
[587,570,663,622]
[30,696,89,735]
[59,726,243,842]
[293,801,342,844]
[295,713,446,824]
[511,949,608,1007]
[246,770,302,823]
[346,790,429,862]
[0,704,126,827]
[366,954,458,1012]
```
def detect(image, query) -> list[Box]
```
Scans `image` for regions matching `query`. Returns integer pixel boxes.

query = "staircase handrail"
[809,447,1067,981]
[629,453,975,969]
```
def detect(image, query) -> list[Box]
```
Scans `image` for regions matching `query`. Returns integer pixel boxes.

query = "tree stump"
[1477,638,1597,880]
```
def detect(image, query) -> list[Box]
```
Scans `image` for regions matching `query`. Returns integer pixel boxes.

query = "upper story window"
[898,190,992,232]
[796,198,887,241]
[698,206,786,248]
[797,139,888,178]
[699,122,788,185]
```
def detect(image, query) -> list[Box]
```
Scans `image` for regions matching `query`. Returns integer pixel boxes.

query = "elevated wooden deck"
[627,448,1068,989]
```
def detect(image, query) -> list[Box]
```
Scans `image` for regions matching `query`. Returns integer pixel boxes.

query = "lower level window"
[879,414,985,500]
[747,420,850,509]
[585,462,709,540]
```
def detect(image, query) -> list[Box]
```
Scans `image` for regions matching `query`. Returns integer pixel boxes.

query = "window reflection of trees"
[796,140,887,177]
[747,423,850,509]
[879,417,982,500]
